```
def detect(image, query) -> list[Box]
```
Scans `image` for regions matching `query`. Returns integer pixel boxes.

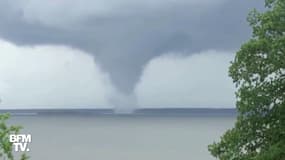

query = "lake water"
[9,115,235,160]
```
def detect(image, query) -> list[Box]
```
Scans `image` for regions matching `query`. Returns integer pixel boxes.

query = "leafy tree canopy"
[209,0,285,159]
[0,114,29,160]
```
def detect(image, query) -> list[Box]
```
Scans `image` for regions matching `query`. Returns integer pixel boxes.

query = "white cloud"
[17,0,226,28]
[135,50,236,108]
[0,39,115,109]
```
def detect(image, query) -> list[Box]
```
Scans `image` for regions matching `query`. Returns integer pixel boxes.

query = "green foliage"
[0,114,29,160]
[209,0,285,159]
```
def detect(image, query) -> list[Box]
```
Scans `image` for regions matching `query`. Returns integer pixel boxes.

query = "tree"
[209,0,285,159]
[0,114,29,160]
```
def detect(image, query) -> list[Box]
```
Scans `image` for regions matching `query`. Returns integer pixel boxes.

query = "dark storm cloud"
[0,0,264,93]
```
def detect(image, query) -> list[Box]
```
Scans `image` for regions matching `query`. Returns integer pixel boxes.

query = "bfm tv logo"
[9,134,32,152]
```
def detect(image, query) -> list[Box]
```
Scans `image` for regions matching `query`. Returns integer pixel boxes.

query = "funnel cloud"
[0,0,264,108]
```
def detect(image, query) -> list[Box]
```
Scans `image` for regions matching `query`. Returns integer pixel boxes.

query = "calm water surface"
[9,115,235,160]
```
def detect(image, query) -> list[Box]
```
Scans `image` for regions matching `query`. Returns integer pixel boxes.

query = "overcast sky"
[0,0,263,109]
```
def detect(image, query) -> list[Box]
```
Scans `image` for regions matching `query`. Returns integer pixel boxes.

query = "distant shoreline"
[0,108,236,117]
